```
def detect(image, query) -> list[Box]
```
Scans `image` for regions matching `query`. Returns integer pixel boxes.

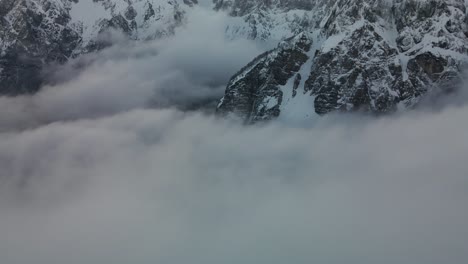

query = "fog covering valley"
[1,6,468,264]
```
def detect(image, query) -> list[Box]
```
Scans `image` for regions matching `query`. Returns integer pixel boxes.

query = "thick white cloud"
[1,105,468,264]
[1,5,468,264]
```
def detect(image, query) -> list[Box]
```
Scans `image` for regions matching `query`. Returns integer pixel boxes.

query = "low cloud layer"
[0,8,263,131]
[1,5,468,264]
[1,105,468,264]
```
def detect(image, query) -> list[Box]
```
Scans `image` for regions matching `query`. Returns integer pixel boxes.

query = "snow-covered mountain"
[0,0,196,94]
[0,0,349,95]
[1,0,468,122]
[218,0,468,122]
[214,0,317,42]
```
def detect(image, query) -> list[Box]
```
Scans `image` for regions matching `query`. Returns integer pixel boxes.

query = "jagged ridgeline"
[1,0,468,122]
[218,0,468,122]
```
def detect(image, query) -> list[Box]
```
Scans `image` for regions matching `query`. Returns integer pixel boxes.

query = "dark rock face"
[0,0,80,94]
[217,33,311,122]
[218,0,468,121]
[124,6,138,20]
[305,24,401,114]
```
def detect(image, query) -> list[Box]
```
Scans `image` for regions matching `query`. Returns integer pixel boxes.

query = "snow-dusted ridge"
[218,0,468,122]
[1,0,468,122]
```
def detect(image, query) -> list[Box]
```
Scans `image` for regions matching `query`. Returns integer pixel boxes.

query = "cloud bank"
[1,6,468,264]
[2,105,468,264]
[0,7,263,132]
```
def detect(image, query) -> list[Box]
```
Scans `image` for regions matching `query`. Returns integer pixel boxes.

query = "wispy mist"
[1,6,468,264]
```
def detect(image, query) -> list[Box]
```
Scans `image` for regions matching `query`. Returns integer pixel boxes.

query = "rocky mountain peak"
[218,0,468,122]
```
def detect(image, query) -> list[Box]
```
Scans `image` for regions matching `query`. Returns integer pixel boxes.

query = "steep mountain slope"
[218,0,468,122]
[0,0,195,94]
[217,32,313,122]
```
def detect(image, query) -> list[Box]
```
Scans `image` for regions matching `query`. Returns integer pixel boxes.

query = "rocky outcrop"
[218,0,468,121]
[217,33,311,122]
